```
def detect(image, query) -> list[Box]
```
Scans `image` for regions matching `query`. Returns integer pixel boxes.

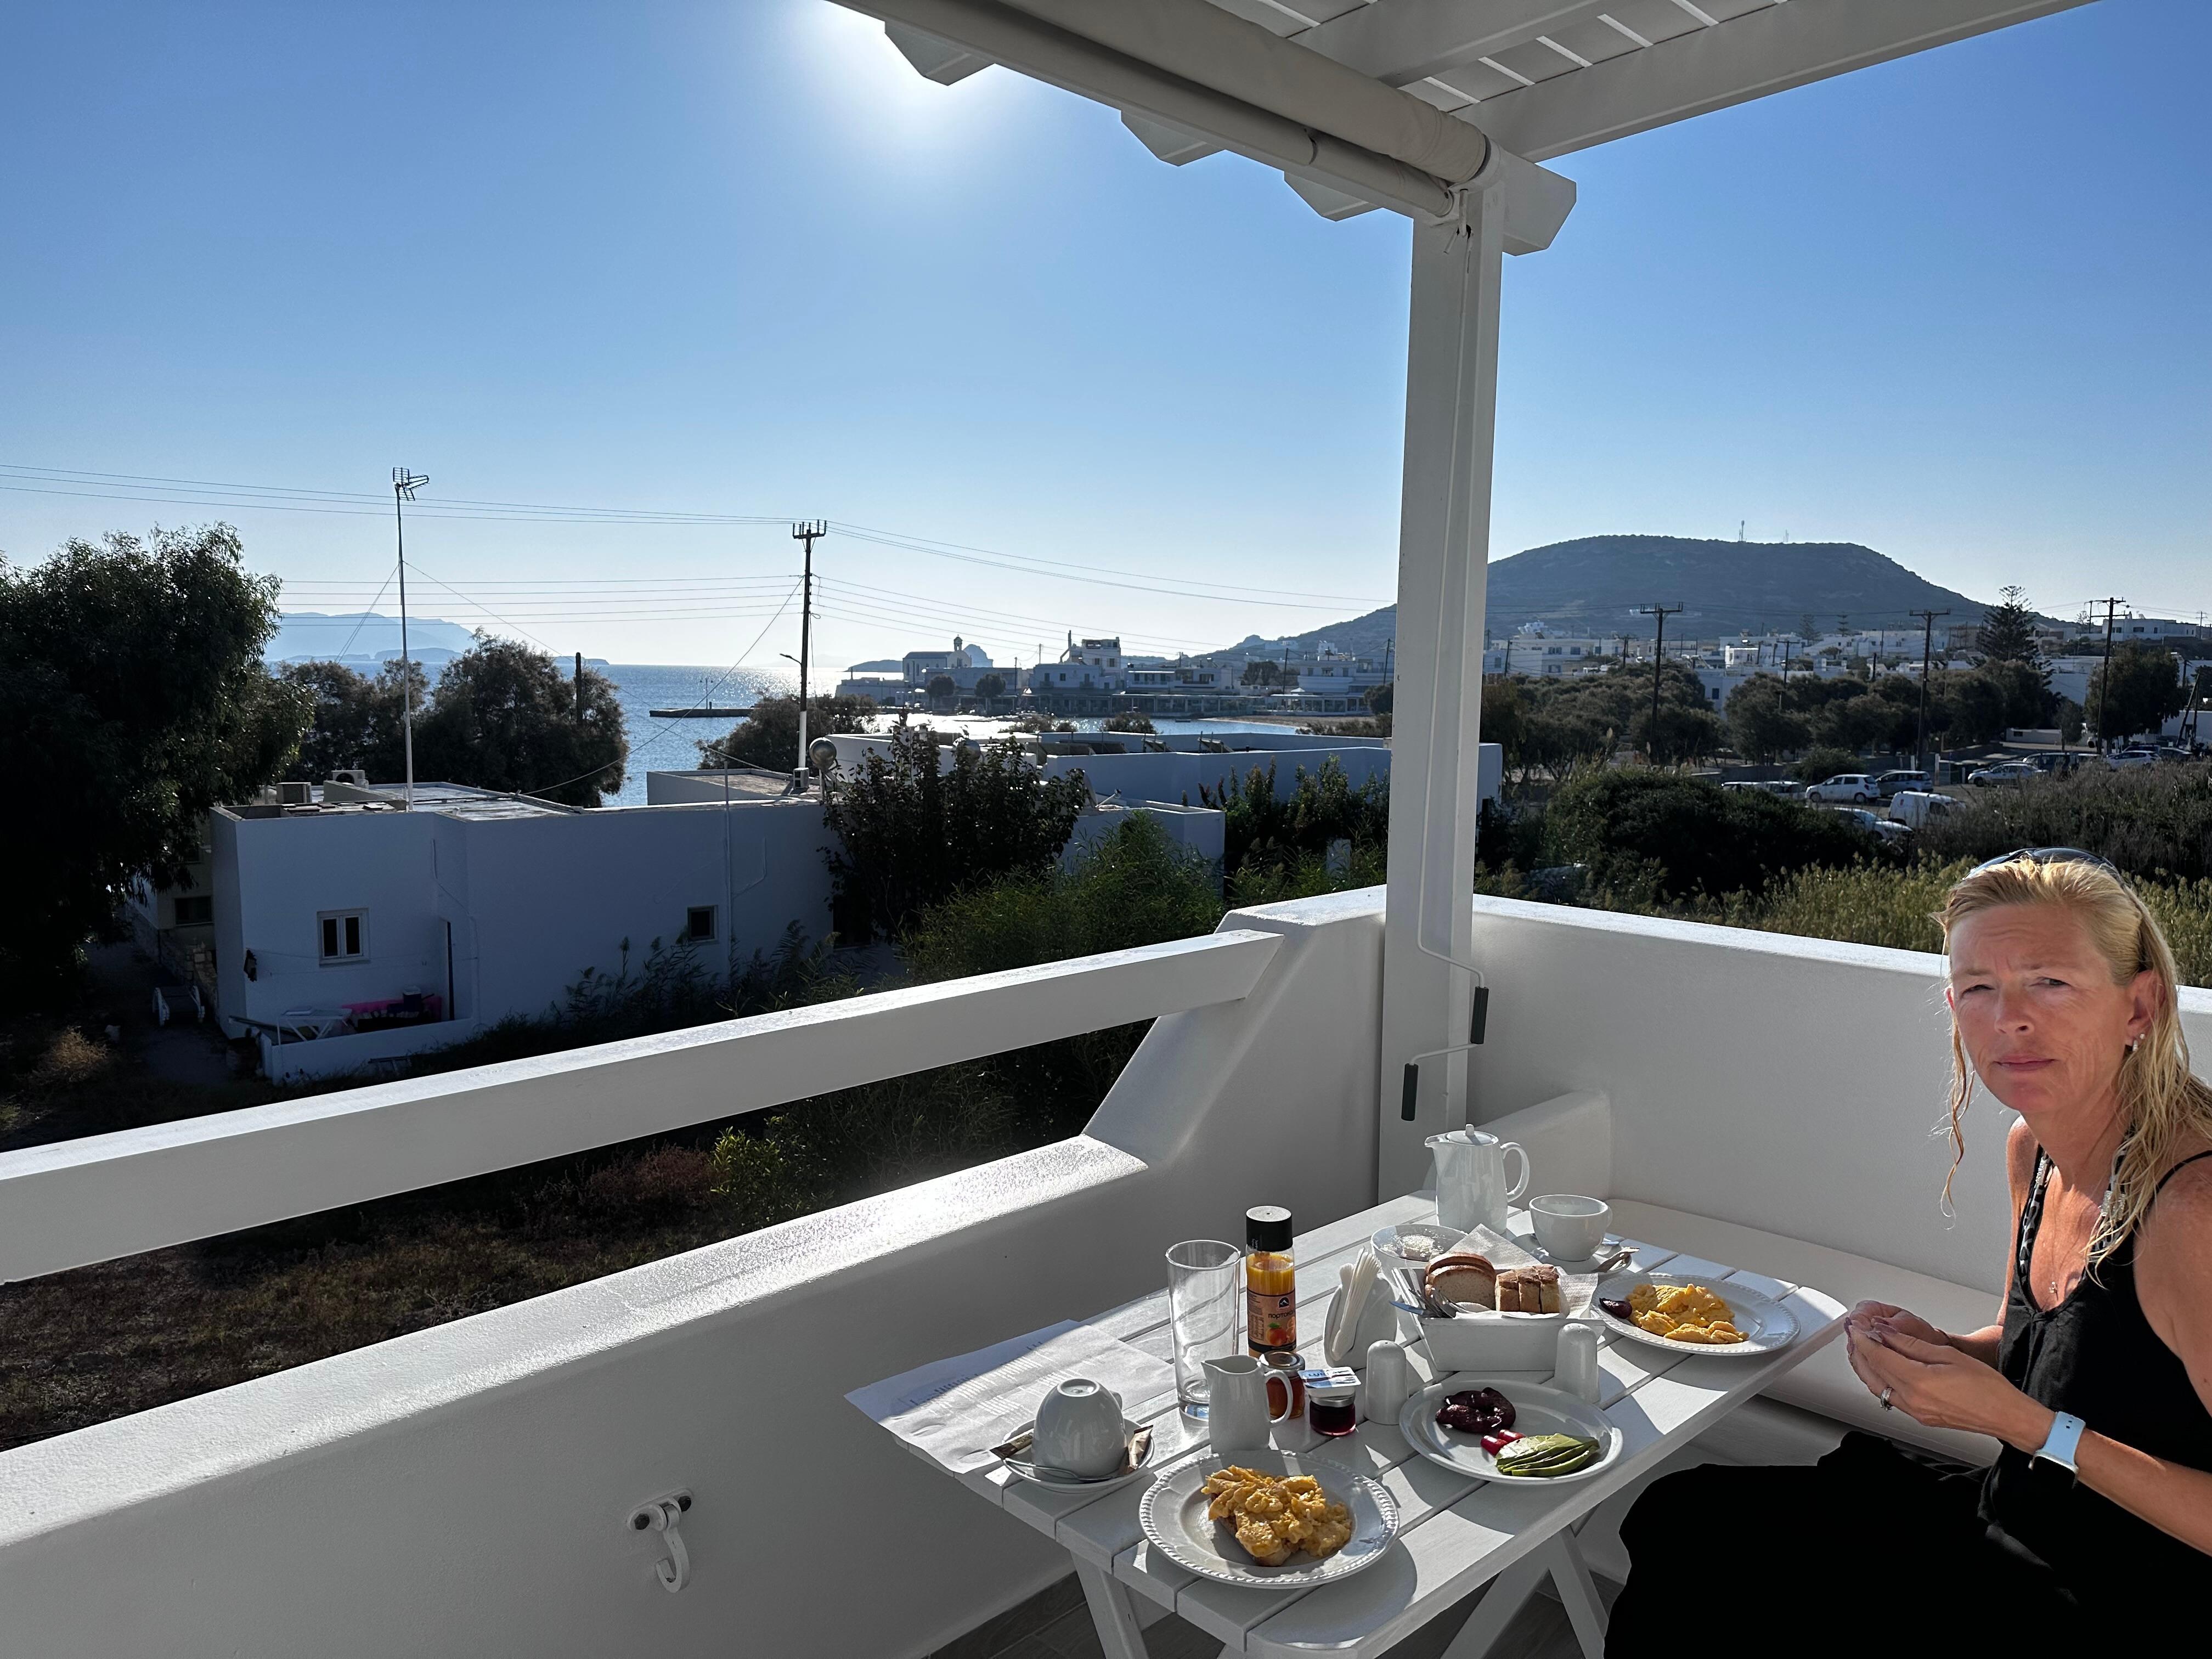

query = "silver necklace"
[2046,1142,2124,1302]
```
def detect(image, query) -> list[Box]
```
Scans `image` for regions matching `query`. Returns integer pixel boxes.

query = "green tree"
[278,658,420,781]
[413,635,628,806]
[0,525,307,995]
[1724,673,1810,762]
[926,673,958,708]
[1241,659,1283,687]
[1977,586,2041,664]
[2087,642,2186,744]
[1480,679,1528,768]
[821,720,1091,941]
[1977,656,2055,731]
[1365,681,1394,716]
[1546,770,1887,902]
[974,673,1006,703]
[1927,668,2010,748]
[1102,713,1156,733]
[701,694,876,771]
[1792,746,1861,784]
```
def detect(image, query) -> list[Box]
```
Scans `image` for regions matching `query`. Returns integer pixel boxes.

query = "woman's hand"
[1845,1323,2053,1451]
[1847,1301,1947,1348]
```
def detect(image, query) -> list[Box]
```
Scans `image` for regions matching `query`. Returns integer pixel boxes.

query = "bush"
[1102,714,1155,733]
[1200,758,1389,885]
[821,720,1090,941]
[1545,769,1888,901]
[1916,763,2212,882]
[1792,747,1860,784]
[900,814,1222,981]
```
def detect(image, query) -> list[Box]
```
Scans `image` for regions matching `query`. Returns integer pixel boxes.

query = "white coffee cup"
[1530,1194,1611,1263]
[1033,1378,1126,1479]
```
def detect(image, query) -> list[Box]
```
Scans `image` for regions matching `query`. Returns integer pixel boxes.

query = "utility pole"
[1639,604,1683,765]
[391,468,429,808]
[792,520,825,774]
[1911,608,1950,772]
[2092,597,2125,749]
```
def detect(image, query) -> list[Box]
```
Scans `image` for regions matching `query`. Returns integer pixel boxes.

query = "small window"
[685,906,718,943]
[319,910,366,963]
[174,895,213,926]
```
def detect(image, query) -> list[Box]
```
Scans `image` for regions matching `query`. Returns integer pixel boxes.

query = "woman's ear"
[2126,968,2162,1041]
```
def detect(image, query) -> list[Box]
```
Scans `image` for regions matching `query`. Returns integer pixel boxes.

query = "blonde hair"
[1941,856,2212,1265]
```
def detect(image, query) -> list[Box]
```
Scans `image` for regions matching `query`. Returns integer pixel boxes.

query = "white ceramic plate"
[1592,1272,1798,1357]
[1139,1450,1397,1589]
[1002,1419,1157,1491]
[1401,1377,1622,1485]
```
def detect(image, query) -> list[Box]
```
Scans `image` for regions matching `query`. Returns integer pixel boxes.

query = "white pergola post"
[1377,183,1505,1199]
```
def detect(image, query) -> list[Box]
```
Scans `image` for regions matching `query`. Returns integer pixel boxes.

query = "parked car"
[1874,769,1931,799]
[1804,773,1880,804]
[1829,806,1911,844]
[2031,752,2087,773]
[2107,748,2159,770]
[2155,746,2195,763]
[1719,779,1801,797]
[1888,790,1961,831]
[1968,761,2040,786]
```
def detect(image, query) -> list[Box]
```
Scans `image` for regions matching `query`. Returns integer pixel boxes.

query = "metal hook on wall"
[628,1491,693,1593]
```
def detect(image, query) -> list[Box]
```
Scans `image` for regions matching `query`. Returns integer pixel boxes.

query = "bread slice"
[1426,1254,1496,1309]
[1494,1265,1563,1313]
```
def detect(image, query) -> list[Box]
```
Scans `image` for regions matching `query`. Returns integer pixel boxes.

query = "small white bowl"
[1371,1221,1467,1272]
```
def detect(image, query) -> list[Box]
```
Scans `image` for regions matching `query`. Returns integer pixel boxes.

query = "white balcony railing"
[7,890,2206,1658]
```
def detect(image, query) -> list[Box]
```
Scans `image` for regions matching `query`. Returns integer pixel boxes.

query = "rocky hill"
[1234,534,1991,658]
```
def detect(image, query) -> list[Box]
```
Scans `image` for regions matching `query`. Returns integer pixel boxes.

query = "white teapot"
[1425,1127,1530,1232]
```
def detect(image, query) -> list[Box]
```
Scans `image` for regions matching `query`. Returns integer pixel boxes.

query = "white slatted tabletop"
[874,1194,1844,1658]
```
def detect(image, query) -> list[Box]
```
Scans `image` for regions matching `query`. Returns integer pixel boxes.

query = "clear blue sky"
[3,1,2205,671]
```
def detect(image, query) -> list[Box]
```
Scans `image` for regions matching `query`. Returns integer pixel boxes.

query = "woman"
[1607,850,2212,1654]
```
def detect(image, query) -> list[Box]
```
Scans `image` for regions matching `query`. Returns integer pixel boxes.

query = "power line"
[2,461,1384,612]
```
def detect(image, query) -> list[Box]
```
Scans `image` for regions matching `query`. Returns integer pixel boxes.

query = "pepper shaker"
[1363,1339,1413,1423]
[1556,1321,1601,1404]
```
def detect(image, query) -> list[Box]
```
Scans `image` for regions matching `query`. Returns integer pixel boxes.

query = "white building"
[1032,635,1127,694]
[211,778,835,1081]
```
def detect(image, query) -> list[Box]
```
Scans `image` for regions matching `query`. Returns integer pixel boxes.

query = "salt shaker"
[1363,1339,1413,1424]
[1556,1321,1601,1404]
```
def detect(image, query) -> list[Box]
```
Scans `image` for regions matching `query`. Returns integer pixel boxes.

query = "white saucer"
[1001,1420,1157,1490]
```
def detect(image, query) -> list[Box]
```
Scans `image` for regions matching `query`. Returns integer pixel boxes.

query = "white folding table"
[868,1193,1843,1658]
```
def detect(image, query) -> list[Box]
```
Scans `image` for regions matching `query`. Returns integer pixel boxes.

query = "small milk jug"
[1203,1355,1291,1453]
[1426,1128,1531,1232]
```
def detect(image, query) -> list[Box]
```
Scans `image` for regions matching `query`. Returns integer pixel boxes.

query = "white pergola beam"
[1297,0,1622,86]
[837,0,1465,218]
[1459,0,2100,160]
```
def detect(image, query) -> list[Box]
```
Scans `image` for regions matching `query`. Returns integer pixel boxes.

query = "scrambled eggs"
[1628,1282,1747,1345]
[1201,1466,1356,1566]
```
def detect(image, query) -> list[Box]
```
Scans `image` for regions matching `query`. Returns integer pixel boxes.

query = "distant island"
[1238,534,1994,657]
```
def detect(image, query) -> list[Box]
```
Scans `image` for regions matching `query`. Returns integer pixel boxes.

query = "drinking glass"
[1166,1239,1242,1416]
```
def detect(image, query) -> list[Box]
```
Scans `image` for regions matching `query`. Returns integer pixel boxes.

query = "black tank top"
[1980,1145,2212,1593]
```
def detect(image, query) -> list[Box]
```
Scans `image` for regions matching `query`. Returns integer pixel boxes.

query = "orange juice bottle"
[1245,1206,1297,1357]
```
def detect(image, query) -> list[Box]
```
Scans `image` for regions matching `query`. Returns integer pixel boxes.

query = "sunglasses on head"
[1967,847,2121,879]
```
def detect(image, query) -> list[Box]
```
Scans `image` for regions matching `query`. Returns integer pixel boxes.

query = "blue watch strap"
[2031,1411,2086,1474]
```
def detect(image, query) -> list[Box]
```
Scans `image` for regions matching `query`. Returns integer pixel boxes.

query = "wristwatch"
[2030,1410,2086,1477]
